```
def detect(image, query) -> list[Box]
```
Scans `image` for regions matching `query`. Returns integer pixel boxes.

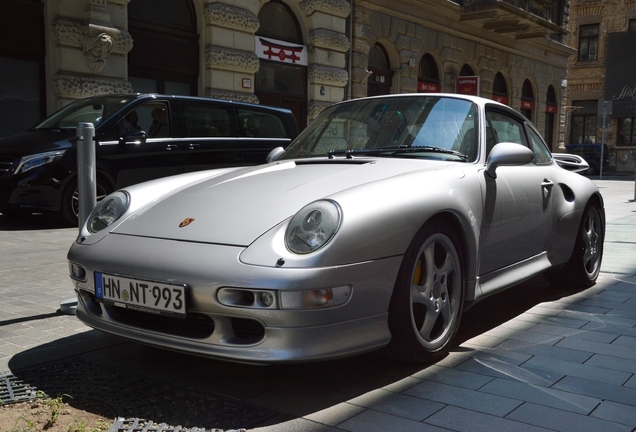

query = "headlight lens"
[14,150,66,174]
[87,191,129,233]
[285,200,341,254]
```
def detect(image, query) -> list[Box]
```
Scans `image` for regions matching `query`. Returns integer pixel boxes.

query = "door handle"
[165,144,178,151]
[541,179,554,189]
[188,143,200,150]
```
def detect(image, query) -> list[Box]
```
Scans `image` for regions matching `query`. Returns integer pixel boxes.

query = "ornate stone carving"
[302,0,351,18]
[204,3,259,32]
[53,73,133,98]
[53,18,84,45]
[205,88,260,104]
[84,33,114,73]
[308,100,333,119]
[309,64,349,86]
[309,29,350,52]
[53,18,133,54]
[205,46,260,73]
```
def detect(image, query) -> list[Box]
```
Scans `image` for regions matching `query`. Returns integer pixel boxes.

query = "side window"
[102,102,170,141]
[182,103,237,138]
[238,109,287,138]
[526,126,552,165]
[485,110,528,158]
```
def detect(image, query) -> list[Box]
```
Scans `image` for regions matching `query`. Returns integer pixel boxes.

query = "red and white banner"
[418,81,441,93]
[546,104,558,114]
[255,36,307,66]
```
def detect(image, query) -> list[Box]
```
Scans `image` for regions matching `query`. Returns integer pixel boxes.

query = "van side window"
[182,104,237,138]
[238,109,287,138]
[102,102,170,141]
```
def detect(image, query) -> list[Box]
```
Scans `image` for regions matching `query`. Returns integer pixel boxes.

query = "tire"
[60,180,111,226]
[383,220,465,364]
[545,202,604,288]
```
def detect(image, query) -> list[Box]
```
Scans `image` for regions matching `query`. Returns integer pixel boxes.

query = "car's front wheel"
[383,220,465,364]
[546,201,604,288]
[60,179,111,226]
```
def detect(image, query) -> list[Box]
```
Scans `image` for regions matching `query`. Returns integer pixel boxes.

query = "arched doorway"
[254,0,307,130]
[521,79,535,121]
[128,0,198,95]
[367,43,393,96]
[545,85,558,150]
[417,54,440,93]
[492,72,509,105]
[0,0,45,138]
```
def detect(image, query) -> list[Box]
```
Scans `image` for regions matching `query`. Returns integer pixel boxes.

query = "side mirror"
[266,146,285,163]
[486,143,534,179]
[120,129,147,145]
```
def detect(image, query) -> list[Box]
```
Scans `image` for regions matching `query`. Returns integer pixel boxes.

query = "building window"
[578,24,599,61]
[417,54,440,92]
[521,79,535,121]
[492,72,508,105]
[629,19,636,31]
[570,100,598,144]
[617,118,635,146]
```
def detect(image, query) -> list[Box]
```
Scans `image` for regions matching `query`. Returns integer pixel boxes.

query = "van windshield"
[33,96,137,131]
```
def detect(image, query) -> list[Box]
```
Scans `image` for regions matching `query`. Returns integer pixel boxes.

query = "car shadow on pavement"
[0,213,70,231]
[6,275,590,430]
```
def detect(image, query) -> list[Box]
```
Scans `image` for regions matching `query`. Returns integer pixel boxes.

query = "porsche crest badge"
[179,218,195,228]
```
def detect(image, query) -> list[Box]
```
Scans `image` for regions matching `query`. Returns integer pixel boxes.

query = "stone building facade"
[565,0,636,172]
[2,0,573,151]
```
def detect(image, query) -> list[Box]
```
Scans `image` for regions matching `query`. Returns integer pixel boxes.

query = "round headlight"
[87,191,129,233]
[285,200,341,254]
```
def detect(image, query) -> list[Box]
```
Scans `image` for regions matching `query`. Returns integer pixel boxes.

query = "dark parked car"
[565,143,609,175]
[0,94,298,224]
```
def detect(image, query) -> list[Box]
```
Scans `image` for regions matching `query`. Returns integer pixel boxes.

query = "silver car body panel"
[68,94,604,363]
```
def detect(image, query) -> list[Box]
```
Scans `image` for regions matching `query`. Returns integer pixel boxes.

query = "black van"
[0,94,298,224]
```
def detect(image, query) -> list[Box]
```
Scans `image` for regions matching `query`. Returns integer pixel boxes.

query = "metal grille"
[0,156,15,178]
[2,358,275,432]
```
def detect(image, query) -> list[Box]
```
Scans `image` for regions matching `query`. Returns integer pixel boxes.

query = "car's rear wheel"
[545,201,604,288]
[60,179,111,226]
[383,220,464,364]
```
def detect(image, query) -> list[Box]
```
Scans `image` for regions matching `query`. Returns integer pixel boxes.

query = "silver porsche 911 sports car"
[68,94,604,364]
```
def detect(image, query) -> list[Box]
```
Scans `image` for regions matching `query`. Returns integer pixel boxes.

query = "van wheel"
[383,220,464,364]
[60,180,110,226]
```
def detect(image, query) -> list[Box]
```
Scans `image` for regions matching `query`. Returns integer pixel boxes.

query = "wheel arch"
[420,210,478,303]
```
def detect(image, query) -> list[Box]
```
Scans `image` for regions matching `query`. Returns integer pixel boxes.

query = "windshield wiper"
[327,145,469,161]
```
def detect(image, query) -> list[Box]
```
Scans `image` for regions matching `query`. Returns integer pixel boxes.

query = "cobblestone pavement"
[1,178,635,431]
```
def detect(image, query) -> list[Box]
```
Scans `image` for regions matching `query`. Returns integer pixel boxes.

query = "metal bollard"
[76,122,97,229]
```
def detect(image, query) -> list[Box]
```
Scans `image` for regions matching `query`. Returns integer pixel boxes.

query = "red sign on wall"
[521,100,535,110]
[493,95,509,105]
[455,76,479,96]
[546,104,558,114]
[418,81,441,93]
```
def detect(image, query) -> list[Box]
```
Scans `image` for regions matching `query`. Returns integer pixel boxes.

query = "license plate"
[95,272,186,317]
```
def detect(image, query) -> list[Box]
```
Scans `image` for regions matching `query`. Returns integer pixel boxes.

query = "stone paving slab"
[1,179,635,432]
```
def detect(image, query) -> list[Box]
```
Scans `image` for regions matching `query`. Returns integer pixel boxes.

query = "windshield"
[33,95,137,130]
[281,96,478,162]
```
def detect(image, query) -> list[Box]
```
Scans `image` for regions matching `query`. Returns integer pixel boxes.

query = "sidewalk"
[1,179,635,432]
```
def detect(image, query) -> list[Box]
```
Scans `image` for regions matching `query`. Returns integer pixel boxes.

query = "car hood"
[0,129,74,157]
[113,158,456,246]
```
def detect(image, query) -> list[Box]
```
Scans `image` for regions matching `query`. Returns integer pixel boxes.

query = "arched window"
[257,1,302,43]
[128,0,198,95]
[417,54,440,92]
[255,0,307,129]
[460,64,475,76]
[493,72,508,105]
[368,43,393,96]
[521,79,535,120]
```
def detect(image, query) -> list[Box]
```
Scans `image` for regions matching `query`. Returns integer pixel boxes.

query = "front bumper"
[68,233,402,363]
